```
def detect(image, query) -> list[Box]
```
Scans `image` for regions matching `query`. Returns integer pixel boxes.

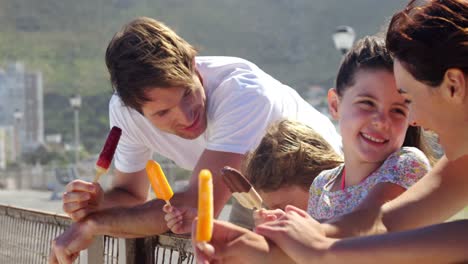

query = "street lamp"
[332,25,356,55]
[69,94,81,165]
[13,109,23,162]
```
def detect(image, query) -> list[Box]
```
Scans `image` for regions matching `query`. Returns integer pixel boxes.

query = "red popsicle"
[94,126,122,182]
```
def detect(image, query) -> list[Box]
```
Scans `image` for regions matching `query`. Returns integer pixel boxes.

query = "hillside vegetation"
[0,0,408,152]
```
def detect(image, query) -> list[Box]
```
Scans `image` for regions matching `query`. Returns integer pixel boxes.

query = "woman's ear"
[442,68,466,104]
[328,88,340,120]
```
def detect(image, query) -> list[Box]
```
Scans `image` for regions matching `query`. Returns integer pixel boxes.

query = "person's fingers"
[62,201,88,214]
[48,245,59,264]
[166,215,183,230]
[192,219,216,263]
[69,252,80,263]
[51,239,72,264]
[69,208,90,221]
[284,205,309,218]
[163,209,181,223]
[254,222,286,247]
[174,221,190,234]
[162,204,173,213]
[62,191,91,204]
[65,180,96,193]
[261,208,285,219]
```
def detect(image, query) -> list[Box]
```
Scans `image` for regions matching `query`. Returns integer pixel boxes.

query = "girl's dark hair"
[335,36,393,96]
[386,0,467,86]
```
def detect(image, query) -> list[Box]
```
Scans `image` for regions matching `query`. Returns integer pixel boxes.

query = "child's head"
[243,119,343,210]
[328,36,436,165]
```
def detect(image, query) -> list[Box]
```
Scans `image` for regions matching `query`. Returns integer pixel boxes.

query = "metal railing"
[0,204,194,264]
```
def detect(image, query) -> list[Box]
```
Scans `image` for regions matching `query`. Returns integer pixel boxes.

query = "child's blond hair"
[243,119,343,192]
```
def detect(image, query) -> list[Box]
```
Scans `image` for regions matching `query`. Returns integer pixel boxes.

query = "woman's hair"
[243,120,343,192]
[386,0,467,86]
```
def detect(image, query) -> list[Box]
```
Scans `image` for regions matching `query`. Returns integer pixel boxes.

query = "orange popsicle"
[196,169,213,243]
[146,160,174,205]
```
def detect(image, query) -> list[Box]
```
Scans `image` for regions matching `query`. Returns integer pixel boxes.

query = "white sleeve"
[205,78,281,154]
[109,97,153,173]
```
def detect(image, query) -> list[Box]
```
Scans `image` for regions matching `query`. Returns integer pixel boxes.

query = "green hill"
[0,0,408,153]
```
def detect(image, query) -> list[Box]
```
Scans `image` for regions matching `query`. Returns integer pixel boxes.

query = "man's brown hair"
[243,119,343,192]
[105,17,198,111]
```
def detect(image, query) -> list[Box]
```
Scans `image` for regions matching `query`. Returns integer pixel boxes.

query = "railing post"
[124,237,157,264]
[80,235,104,264]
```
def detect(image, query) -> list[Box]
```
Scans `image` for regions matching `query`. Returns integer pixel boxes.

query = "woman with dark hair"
[191,1,468,263]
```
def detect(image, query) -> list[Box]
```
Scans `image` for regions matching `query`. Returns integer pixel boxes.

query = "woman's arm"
[323,155,468,237]
[326,220,468,264]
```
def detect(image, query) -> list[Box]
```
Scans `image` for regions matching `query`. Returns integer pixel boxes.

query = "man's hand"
[48,220,96,264]
[62,180,104,221]
[255,205,335,264]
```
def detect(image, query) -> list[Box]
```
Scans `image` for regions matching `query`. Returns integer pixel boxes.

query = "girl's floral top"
[307,147,430,221]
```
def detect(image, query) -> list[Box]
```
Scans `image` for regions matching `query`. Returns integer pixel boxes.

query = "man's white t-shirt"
[110,56,342,173]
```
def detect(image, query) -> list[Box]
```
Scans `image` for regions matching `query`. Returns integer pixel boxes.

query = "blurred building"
[0,62,44,163]
[24,71,44,151]
[0,126,15,169]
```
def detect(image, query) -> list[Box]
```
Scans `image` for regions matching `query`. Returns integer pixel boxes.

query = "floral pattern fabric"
[307,147,431,221]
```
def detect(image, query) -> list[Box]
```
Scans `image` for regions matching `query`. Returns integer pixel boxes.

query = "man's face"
[141,75,207,139]
[259,185,309,211]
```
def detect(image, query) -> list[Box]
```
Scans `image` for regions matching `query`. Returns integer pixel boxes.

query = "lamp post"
[13,109,23,189]
[332,25,356,55]
[13,109,23,163]
[69,94,81,165]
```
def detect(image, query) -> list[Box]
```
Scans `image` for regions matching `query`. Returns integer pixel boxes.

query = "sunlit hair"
[386,0,467,86]
[337,35,438,165]
[243,119,343,192]
[105,17,198,111]
[335,36,393,96]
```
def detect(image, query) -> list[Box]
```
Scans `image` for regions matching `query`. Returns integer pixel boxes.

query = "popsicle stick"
[94,166,107,182]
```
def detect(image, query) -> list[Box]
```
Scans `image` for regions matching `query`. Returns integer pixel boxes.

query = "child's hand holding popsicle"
[163,205,197,234]
[146,160,197,234]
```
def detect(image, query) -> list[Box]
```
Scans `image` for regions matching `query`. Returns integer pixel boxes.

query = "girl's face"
[329,69,410,165]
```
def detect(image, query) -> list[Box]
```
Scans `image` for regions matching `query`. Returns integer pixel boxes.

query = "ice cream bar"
[221,166,263,210]
[94,126,122,182]
[196,169,213,243]
[146,160,174,204]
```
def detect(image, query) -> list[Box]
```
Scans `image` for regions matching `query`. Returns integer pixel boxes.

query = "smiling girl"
[307,36,434,221]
